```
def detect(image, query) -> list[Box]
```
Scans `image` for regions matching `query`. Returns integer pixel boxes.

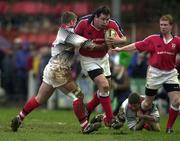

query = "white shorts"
[146,66,179,90]
[43,57,71,88]
[79,54,111,77]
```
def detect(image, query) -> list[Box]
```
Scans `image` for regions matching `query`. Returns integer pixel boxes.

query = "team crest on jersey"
[172,43,176,49]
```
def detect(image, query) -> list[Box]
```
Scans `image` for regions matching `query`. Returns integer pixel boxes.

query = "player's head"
[128,92,141,112]
[61,11,77,28]
[92,6,111,29]
[159,14,174,35]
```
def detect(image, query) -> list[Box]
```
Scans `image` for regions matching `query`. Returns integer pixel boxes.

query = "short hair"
[160,14,174,25]
[93,5,111,17]
[61,11,77,24]
[128,92,141,105]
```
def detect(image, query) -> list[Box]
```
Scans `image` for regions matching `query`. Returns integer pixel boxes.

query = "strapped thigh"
[68,86,84,100]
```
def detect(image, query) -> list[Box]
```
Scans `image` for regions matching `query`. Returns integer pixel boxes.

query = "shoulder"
[174,36,180,41]
[108,19,122,28]
[77,18,88,26]
[78,14,92,24]
[143,34,160,41]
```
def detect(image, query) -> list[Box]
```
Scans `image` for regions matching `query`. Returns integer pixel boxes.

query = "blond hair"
[61,11,77,24]
[160,14,174,25]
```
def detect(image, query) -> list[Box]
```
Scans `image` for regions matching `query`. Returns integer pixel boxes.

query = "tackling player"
[11,11,101,134]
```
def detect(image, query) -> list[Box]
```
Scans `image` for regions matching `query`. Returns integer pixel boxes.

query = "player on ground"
[91,92,160,131]
[116,93,160,131]
[11,11,101,134]
[112,14,180,133]
[75,5,127,128]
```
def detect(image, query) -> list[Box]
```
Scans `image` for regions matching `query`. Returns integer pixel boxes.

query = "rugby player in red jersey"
[113,14,180,133]
[11,11,101,134]
[75,5,127,127]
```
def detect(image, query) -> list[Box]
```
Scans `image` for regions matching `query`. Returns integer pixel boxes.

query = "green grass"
[0,108,180,141]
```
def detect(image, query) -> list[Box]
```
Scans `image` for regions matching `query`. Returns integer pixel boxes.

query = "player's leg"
[166,85,180,133]
[164,71,180,134]
[93,74,114,126]
[141,88,157,111]
[141,66,162,111]
[59,80,101,134]
[85,91,100,118]
[11,82,55,132]
[150,122,161,131]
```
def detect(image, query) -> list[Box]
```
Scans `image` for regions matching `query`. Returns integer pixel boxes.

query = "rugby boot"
[82,122,101,134]
[11,116,22,132]
[166,128,174,134]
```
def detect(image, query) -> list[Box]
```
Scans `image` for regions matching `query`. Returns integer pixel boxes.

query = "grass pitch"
[0,108,179,141]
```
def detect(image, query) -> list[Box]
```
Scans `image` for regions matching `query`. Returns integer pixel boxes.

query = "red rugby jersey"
[135,34,180,70]
[75,16,124,58]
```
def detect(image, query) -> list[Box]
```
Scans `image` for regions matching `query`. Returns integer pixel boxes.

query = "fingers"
[111,47,122,52]
[105,37,114,48]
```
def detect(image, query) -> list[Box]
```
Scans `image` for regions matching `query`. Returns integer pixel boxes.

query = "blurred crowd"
[0,1,179,116]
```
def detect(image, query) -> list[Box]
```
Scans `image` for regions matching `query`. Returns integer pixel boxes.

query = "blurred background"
[0,0,179,115]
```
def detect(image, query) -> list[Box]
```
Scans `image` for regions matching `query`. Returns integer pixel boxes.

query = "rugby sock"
[86,92,100,114]
[19,96,40,121]
[99,96,113,124]
[73,98,88,129]
[166,107,179,129]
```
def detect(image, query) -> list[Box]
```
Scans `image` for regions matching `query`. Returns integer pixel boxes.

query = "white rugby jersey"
[121,98,160,129]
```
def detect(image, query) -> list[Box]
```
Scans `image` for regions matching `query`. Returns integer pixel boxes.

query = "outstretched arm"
[112,43,137,52]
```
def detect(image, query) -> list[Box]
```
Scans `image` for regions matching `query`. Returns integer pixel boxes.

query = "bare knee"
[169,91,180,110]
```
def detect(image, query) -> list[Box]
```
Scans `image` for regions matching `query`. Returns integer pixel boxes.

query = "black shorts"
[88,68,111,80]
[145,83,180,96]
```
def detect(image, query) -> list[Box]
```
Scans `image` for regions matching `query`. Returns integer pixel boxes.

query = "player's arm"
[114,35,127,44]
[137,110,156,122]
[112,43,137,52]
[133,119,145,130]
[81,40,108,51]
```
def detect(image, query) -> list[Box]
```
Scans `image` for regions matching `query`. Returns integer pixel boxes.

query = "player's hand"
[137,110,144,119]
[81,40,96,50]
[105,37,115,49]
[111,47,123,52]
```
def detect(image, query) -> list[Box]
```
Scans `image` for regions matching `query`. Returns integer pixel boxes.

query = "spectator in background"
[111,63,131,116]
[1,48,15,101]
[38,46,51,85]
[113,14,180,134]
[128,52,148,95]
[0,36,13,101]
[13,39,30,102]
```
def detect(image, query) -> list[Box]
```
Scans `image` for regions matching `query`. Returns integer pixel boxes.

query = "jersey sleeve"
[176,37,180,53]
[135,36,154,52]
[109,20,125,38]
[74,20,85,36]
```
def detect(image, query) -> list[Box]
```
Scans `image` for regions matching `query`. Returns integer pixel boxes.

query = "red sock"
[99,96,113,123]
[86,92,100,114]
[166,107,179,129]
[19,96,40,121]
[73,98,88,129]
